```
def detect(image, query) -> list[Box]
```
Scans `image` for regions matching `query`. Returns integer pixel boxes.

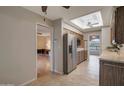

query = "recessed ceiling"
[71,11,103,29]
[23,6,114,32]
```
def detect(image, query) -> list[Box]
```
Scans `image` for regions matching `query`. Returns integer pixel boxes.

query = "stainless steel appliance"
[63,33,77,74]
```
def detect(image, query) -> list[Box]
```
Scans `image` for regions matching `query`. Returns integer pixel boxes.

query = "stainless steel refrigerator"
[63,33,77,74]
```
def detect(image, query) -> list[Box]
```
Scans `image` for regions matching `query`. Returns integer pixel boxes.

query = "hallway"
[28,55,99,86]
[37,55,50,77]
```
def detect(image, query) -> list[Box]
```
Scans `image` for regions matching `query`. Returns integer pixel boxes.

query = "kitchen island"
[99,50,124,86]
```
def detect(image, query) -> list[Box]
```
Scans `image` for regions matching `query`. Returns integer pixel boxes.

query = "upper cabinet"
[115,6,124,44]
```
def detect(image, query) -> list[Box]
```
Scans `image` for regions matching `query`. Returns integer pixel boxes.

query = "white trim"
[54,70,63,75]
[50,27,54,72]
[20,78,36,86]
[35,23,38,80]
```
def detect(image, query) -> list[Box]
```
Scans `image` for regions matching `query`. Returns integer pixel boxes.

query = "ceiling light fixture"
[41,6,70,21]
[71,11,103,30]
[41,6,48,21]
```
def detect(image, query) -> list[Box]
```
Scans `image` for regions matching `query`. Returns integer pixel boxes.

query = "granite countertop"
[100,50,124,63]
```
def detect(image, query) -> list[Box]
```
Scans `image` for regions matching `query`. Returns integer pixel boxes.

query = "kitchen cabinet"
[77,51,81,64]
[99,59,124,86]
[115,6,124,44]
[84,50,88,60]
[77,50,87,65]
[80,51,84,62]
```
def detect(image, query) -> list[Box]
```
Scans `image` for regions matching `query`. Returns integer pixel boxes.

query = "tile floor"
[28,55,99,86]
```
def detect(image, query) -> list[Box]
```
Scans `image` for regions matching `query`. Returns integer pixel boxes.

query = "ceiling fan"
[41,6,70,14]
[41,6,70,21]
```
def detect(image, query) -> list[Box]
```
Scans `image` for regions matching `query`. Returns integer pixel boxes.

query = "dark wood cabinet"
[115,6,124,44]
[99,59,124,86]
[117,64,124,85]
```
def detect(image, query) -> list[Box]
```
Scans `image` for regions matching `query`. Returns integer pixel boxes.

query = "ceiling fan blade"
[62,6,70,9]
[41,6,48,12]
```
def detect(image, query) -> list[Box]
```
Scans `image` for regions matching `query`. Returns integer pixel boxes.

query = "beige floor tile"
[27,55,99,86]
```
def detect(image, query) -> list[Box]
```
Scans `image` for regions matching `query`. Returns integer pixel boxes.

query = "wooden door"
[115,6,124,44]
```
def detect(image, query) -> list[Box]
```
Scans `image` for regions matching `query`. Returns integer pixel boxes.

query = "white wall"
[101,27,111,51]
[101,6,114,27]
[53,19,63,74]
[0,6,53,85]
[53,21,84,74]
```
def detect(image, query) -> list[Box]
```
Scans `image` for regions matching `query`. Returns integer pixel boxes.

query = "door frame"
[35,23,54,78]
[88,33,101,58]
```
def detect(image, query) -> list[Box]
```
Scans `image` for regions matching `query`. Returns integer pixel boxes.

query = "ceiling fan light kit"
[41,6,70,22]
[41,6,48,22]
[62,6,70,9]
[41,6,48,13]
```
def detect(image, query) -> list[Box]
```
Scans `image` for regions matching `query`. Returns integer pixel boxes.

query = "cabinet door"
[84,50,87,60]
[117,64,124,85]
[115,6,124,44]
[100,61,118,86]
[77,52,80,64]
[82,50,85,61]
[80,51,83,62]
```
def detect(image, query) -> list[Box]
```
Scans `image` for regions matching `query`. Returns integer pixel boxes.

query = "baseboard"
[54,70,63,75]
[20,78,36,86]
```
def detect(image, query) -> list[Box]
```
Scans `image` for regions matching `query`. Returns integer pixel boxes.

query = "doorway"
[36,24,53,78]
[89,34,101,56]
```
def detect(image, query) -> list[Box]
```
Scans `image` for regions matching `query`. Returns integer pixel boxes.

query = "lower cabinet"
[99,60,124,86]
[80,51,84,62]
[84,50,88,60]
[77,52,81,64]
[77,50,87,65]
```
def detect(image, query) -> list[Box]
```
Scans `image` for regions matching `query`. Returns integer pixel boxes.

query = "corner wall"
[53,19,63,74]
[101,27,111,51]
